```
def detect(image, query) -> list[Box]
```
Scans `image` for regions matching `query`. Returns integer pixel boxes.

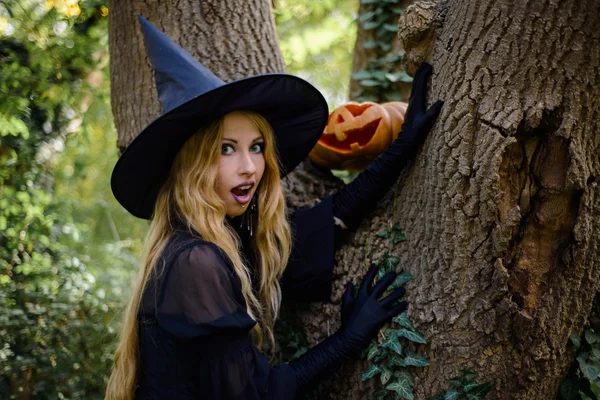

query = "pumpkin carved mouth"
[309,101,408,171]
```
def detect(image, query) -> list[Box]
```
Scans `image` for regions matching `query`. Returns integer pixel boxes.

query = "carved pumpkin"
[309,101,408,171]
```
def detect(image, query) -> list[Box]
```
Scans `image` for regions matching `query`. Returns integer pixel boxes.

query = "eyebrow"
[223,137,264,144]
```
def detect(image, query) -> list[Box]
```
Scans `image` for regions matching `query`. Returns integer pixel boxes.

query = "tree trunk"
[109,0,600,399]
[108,0,286,150]
[301,0,600,398]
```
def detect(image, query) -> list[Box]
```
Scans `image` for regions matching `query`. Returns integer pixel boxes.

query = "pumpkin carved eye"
[309,101,408,171]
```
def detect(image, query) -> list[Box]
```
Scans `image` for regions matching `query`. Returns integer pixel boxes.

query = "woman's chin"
[226,204,248,219]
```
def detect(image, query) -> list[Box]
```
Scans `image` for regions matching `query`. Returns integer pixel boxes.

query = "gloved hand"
[340,263,406,335]
[289,264,407,393]
[332,62,444,230]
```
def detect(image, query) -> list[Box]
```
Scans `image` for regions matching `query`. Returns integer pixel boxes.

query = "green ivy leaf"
[372,70,388,81]
[378,42,392,52]
[384,256,401,271]
[291,347,307,360]
[390,271,413,289]
[585,329,600,345]
[374,347,389,363]
[363,21,380,30]
[465,381,494,398]
[464,381,482,392]
[559,378,581,400]
[378,267,387,281]
[373,389,388,400]
[392,7,405,14]
[358,11,377,22]
[383,23,399,32]
[387,353,406,367]
[397,328,427,344]
[367,343,381,360]
[443,388,460,400]
[570,333,582,348]
[363,40,378,49]
[381,367,392,385]
[378,228,390,238]
[383,333,403,355]
[463,369,477,381]
[577,356,599,381]
[352,70,373,80]
[449,377,463,387]
[392,230,407,244]
[403,352,429,367]
[360,0,379,4]
[360,79,382,87]
[361,363,383,381]
[591,348,600,362]
[392,222,402,231]
[393,312,415,330]
[385,71,406,83]
[380,54,403,64]
[386,371,414,400]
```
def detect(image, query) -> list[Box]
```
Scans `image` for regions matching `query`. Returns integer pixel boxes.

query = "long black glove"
[331,63,444,230]
[289,264,407,393]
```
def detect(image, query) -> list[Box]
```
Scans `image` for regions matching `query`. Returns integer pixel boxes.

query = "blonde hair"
[105,111,292,400]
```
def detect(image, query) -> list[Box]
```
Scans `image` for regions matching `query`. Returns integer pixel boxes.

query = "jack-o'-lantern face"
[309,101,407,171]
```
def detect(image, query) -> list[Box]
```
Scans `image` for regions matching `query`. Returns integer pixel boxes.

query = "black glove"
[289,264,407,393]
[331,62,444,230]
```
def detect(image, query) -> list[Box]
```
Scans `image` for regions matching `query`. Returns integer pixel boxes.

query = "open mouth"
[231,186,252,197]
[232,187,249,196]
[231,183,254,204]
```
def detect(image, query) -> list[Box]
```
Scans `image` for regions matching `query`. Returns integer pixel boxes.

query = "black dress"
[136,195,337,399]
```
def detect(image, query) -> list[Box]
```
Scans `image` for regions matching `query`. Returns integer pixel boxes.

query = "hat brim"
[111,74,328,220]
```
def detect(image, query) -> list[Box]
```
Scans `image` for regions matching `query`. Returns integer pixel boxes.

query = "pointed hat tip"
[137,14,153,30]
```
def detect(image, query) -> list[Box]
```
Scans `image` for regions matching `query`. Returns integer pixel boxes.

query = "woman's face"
[217,112,266,218]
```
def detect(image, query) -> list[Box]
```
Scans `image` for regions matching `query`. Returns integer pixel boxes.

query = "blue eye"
[221,144,234,155]
[251,143,265,153]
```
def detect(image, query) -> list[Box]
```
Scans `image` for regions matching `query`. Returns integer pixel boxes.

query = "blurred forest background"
[0,0,358,397]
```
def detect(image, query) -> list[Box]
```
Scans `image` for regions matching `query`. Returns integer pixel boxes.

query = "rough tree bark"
[109,0,600,399]
[302,0,600,399]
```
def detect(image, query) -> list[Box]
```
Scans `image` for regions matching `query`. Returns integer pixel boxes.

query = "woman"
[106,16,443,400]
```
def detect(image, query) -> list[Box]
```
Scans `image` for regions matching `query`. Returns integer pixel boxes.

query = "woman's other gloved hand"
[290,264,407,393]
[331,62,444,231]
[340,263,406,336]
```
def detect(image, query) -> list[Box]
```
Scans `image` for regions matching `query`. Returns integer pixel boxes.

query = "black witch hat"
[111,16,328,219]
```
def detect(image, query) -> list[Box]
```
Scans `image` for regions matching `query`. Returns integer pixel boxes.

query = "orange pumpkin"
[309,101,408,171]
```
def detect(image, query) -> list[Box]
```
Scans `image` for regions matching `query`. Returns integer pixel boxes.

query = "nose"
[239,151,257,176]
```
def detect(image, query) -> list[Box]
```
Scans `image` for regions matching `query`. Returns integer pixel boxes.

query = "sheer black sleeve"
[155,243,297,399]
[156,243,256,337]
[282,195,342,302]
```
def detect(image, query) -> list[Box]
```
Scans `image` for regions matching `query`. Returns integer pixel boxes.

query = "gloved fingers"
[424,99,444,123]
[408,62,433,114]
[371,271,397,298]
[414,99,444,138]
[388,300,408,317]
[359,263,379,296]
[342,281,355,307]
[379,286,406,308]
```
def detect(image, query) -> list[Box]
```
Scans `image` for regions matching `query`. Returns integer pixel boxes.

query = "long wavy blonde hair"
[105,110,292,400]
